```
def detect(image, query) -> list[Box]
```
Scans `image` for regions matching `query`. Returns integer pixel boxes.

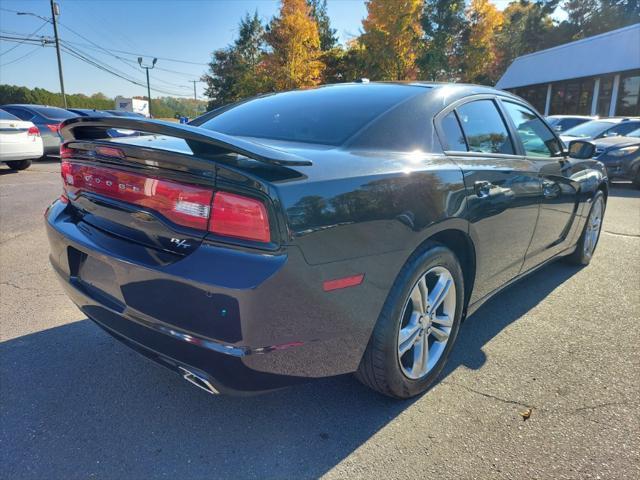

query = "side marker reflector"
[323,274,365,292]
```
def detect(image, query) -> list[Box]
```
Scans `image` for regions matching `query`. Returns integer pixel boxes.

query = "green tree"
[307,0,338,51]
[460,0,504,84]
[419,0,467,81]
[360,0,424,81]
[264,0,324,90]
[495,1,558,79]
[202,12,267,108]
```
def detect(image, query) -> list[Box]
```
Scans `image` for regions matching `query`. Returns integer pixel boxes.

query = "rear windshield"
[199,85,422,146]
[33,107,77,120]
[563,120,615,138]
[0,109,19,120]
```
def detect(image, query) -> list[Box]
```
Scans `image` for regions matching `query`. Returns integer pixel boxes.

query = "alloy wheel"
[583,196,604,258]
[397,266,456,380]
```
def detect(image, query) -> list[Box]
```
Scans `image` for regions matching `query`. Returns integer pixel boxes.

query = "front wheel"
[356,243,464,399]
[566,191,605,265]
[5,160,32,171]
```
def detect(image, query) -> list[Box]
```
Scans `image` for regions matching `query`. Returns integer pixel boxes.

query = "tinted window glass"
[440,111,467,151]
[563,120,615,138]
[200,85,421,145]
[502,102,562,157]
[602,121,640,138]
[3,107,33,121]
[32,107,77,120]
[456,100,514,154]
[0,109,19,121]
[616,72,640,116]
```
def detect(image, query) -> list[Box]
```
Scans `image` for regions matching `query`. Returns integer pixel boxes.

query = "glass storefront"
[507,69,640,117]
[616,70,640,116]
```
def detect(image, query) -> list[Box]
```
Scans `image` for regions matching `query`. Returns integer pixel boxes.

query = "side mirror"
[568,140,595,159]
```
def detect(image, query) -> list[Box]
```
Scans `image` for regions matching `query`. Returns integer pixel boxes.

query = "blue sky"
[0,1,559,100]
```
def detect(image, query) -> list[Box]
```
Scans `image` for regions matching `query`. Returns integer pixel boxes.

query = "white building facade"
[496,23,640,117]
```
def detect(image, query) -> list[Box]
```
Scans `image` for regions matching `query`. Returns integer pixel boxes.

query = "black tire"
[355,243,464,399]
[5,160,32,171]
[565,190,606,266]
[633,170,640,189]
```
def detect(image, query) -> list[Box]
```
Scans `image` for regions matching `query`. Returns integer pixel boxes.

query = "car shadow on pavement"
[0,262,580,479]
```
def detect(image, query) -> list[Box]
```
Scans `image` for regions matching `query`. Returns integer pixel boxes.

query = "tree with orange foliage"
[264,0,324,90]
[460,0,503,84]
[360,0,423,81]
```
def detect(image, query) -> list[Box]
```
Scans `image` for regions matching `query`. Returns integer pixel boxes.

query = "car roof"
[547,115,595,119]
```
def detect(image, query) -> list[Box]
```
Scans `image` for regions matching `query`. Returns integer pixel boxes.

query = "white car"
[0,108,44,171]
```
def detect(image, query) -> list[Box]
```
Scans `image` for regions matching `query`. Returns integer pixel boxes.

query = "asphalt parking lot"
[1,161,639,479]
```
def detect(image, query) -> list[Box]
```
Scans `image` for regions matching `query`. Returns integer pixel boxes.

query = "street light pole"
[138,57,157,117]
[49,0,66,108]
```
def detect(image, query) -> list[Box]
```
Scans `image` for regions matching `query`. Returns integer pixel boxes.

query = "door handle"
[474,181,492,198]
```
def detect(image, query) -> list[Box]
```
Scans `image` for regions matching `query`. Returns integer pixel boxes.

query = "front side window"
[502,101,562,157]
[601,121,640,138]
[456,100,514,155]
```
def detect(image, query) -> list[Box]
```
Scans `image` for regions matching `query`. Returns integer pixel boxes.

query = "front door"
[438,98,542,303]
[498,100,580,271]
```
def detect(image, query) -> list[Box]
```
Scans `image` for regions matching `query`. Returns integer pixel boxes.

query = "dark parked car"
[1,104,77,157]
[46,83,607,398]
[592,127,640,187]
[560,117,640,145]
[546,115,595,133]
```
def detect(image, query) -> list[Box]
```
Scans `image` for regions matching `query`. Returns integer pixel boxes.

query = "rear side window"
[440,111,467,151]
[502,101,562,157]
[456,100,514,155]
[0,109,19,121]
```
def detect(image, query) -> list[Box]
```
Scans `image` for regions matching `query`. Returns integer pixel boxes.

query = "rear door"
[437,97,541,303]
[499,100,580,271]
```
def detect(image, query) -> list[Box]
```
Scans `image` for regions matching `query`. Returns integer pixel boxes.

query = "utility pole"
[49,0,66,108]
[190,80,198,101]
[138,57,157,117]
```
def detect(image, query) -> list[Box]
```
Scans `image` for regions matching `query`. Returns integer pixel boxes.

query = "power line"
[0,44,44,67]
[60,43,194,97]
[0,21,49,56]
[2,9,208,66]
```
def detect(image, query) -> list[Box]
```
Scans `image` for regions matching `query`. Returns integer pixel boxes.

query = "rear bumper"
[46,199,398,394]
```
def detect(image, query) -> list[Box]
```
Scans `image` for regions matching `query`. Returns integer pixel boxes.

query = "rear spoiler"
[60,116,313,167]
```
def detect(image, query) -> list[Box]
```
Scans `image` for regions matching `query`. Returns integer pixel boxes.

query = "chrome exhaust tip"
[178,366,220,395]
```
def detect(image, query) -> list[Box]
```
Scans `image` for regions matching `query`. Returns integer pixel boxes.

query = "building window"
[596,76,614,116]
[550,78,594,115]
[616,70,640,116]
[510,84,547,113]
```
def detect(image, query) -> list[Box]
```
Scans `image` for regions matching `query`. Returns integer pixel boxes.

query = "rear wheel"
[5,160,32,171]
[356,243,464,399]
[566,191,605,265]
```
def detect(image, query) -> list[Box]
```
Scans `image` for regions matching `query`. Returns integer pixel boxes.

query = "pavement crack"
[603,230,640,238]
[442,381,535,409]
[569,400,639,413]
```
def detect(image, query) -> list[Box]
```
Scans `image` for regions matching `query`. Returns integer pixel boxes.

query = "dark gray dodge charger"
[46,83,608,398]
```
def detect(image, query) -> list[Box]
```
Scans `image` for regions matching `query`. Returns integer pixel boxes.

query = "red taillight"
[60,159,272,243]
[47,123,61,133]
[27,126,40,136]
[61,160,213,230]
[60,144,74,158]
[209,191,271,243]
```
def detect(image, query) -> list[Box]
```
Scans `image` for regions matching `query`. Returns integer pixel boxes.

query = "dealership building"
[496,23,640,117]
